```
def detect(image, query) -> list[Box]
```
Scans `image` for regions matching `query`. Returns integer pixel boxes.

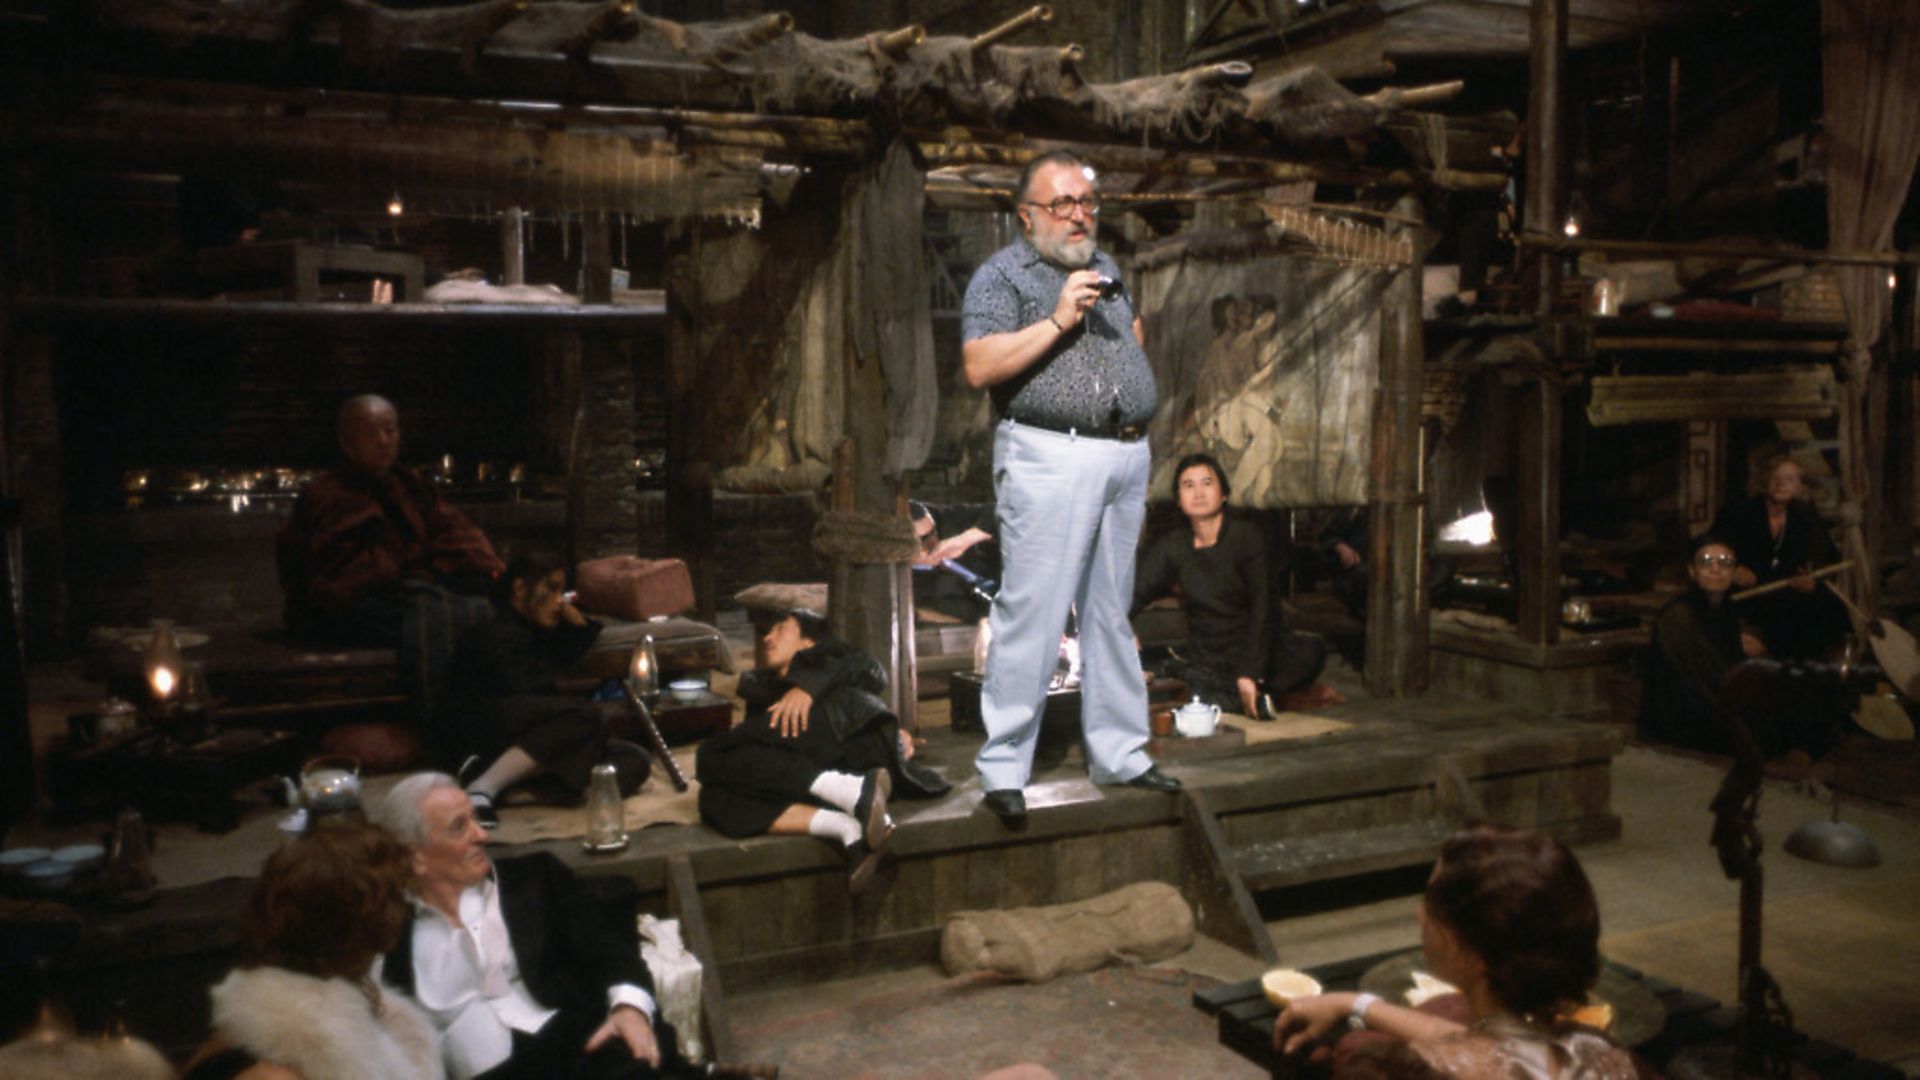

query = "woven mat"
[491,745,703,844]
[1216,711,1352,745]
[15,748,707,890]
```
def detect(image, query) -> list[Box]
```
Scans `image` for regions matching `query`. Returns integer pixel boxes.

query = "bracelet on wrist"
[1046,314,1066,334]
[1348,992,1381,1031]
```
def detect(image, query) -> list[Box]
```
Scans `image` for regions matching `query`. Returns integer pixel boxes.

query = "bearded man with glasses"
[958,150,1180,831]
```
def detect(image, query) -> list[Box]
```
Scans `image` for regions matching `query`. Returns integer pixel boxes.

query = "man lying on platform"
[374,773,695,1080]
[695,608,949,895]
[276,393,504,648]
[447,552,651,829]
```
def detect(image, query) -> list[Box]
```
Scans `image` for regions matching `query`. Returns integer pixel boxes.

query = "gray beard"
[1032,229,1097,269]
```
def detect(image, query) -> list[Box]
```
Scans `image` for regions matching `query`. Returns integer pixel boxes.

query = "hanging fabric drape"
[1820,0,1920,611]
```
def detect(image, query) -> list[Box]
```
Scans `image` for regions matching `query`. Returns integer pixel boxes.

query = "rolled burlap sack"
[940,880,1194,982]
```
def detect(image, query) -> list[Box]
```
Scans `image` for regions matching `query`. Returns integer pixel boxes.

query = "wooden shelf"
[13,296,667,330]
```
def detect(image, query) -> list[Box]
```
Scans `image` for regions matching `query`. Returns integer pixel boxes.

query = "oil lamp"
[143,620,183,720]
[628,634,660,701]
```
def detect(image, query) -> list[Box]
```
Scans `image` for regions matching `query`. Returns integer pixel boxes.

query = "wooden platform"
[1430,617,1648,719]
[20,690,1623,1057]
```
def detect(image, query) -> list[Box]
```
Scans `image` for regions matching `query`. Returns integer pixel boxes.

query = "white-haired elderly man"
[373,772,687,1080]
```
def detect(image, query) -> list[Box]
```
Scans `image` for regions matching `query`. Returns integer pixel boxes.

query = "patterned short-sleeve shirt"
[961,237,1157,431]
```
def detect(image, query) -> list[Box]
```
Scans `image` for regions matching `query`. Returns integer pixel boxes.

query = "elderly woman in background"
[1708,453,1849,662]
[1133,452,1340,719]
[1275,825,1643,1079]
[183,822,442,1080]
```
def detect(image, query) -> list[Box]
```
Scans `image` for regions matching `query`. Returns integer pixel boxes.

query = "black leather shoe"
[1122,767,1182,792]
[1256,692,1279,721]
[981,788,1027,829]
[843,840,885,896]
[853,768,894,851]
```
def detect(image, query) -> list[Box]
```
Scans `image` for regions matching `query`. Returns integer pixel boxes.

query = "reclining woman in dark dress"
[447,552,648,829]
[696,608,949,895]
[1133,452,1341,719]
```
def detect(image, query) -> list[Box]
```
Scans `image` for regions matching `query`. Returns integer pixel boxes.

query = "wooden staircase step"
[1233,820,1455,892]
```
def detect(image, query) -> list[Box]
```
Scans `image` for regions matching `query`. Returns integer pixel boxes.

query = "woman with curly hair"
[184,822,442,1080]
[1275,825,1643,1079]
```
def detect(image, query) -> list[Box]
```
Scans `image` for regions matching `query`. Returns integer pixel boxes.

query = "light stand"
[1670,660,1814,1080]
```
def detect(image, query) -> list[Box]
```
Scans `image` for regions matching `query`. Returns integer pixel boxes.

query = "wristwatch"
[1348,991,1382,1031]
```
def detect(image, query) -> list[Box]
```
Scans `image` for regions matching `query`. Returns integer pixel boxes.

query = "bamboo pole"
[872,24,926,56]
[500,206,525,284]
[1729,560,1853,602]
[1174,61,1253,90]
[705,12,795,65]
[971,6,1052,51]
[1362,79,1466,108]
[1519,232,1920,267]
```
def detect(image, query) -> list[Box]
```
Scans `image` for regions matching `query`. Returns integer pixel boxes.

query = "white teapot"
[1173,696,1220,737]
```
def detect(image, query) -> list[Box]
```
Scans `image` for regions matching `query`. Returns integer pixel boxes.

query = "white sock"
[807,771,865,815]
[807,809,862,848]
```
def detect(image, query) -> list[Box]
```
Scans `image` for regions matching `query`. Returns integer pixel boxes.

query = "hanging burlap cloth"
[939,881,1195,983]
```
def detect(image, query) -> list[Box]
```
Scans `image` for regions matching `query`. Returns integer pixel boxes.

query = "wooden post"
[500,207,525,285]
[1365,193,1429,696]
[582,211,612,305]
[1514,369,1562,645]
[1523,0,1566,317]
[1890,267,1917,561]
[1515,0,1567,644]
[821,161,916,723]
[661,225,716,621]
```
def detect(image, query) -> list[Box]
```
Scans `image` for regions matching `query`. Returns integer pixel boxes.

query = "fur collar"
[210,966,443,1080]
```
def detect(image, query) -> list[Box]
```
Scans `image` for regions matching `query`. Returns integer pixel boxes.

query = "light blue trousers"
[975,419,1154,790]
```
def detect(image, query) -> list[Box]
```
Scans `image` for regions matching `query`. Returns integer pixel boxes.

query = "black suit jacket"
[386,851,653,1021]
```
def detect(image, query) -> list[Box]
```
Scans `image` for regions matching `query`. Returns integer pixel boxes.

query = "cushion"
[576,556,695,622]
[732,581,829,616]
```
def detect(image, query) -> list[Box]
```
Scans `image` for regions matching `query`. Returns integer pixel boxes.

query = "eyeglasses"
[1695,552,1737,568]
[1024,195,1101,220]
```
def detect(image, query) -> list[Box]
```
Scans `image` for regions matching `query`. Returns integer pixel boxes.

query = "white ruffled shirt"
[400,874,655,1080]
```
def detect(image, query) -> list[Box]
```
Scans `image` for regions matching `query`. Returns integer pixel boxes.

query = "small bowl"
[51,844,106,873]
[668,678,707,703]
[0,847,51,877]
